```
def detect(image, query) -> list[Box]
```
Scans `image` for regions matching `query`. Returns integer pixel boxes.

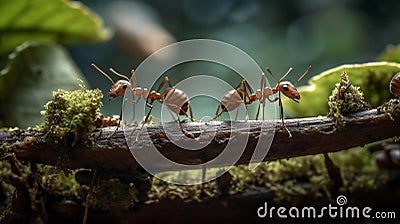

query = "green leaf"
[284,62,400,117]
[0,42,88,128]
[0,0,109,55]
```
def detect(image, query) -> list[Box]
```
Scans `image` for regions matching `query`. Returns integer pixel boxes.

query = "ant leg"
[156,77,173,92]
[256,104,260,121]
[242,80,255,120]
[278,94,292,138]
[188,104,195,122]
[106,106,124,139]
[124,93,139,126]
[110,92,138,131]
[177,115,195,138]
[235,107,240,121]
[213,104,223,120]
[267,96,279,103]
[136,103,154,141]
[262,102,265,121]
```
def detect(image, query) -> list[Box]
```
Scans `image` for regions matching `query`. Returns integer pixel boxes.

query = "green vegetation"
[0,0,109,55]
[327,72,371,129]
[284,62,400,117]
[41,81,102,145]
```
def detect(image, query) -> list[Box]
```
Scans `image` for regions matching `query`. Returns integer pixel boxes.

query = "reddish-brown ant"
[264,65,311,137]
[390,72,400,96]
[141,76,196,139]
[91,63,148,132]
[91,63,196,140]
[213,74,275,121]
[214,79,254,120]
[213,66,311,138]
[94,113,121,128]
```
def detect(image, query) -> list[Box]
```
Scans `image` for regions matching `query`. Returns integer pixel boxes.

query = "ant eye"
[282,85,289,91]
[115,91,119,94]
[123,84,128,89]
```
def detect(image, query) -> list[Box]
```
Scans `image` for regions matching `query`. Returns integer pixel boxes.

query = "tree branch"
[3,108,399,171]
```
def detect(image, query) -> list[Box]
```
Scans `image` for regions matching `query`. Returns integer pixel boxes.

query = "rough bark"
[2,109,399,172]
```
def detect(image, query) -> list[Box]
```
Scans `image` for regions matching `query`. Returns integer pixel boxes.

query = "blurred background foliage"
[1,0,400,127]
[70,0,400,117]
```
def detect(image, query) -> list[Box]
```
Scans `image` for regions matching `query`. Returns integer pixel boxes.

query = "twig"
[2,109,399,172]
[82,169,98,224]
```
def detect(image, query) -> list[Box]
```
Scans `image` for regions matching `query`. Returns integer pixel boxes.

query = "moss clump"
[377,98,400,120]
[85,178,139,211]
[41,80,103,145]
[228,148,386,204]
[147,179,219,203]
[327,72,371,129]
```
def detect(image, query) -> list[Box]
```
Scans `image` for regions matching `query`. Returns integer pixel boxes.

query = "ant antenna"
[279,67,293,82]
[131,69,139,86]
[109,68,131,81]
[91,63,115,84]
[294,65,311,87]
[266,67,279,82]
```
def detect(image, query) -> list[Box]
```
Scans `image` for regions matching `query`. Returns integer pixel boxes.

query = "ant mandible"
[263,65,311,138]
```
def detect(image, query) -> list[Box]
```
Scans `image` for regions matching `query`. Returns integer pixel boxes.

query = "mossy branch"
[2,105,399,172]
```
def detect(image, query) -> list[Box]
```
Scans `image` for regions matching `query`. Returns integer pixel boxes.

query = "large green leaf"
[0,42,88,128]
[0,0,109,55]
[284,62,400,117]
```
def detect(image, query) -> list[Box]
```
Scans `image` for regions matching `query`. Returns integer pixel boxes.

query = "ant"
[213,72,278,121]
[213,66,311,138]
[91,63,196,140]
[213,79,258,121]
[91,63,148,133]
[141,75,196,139]
[263,65,311,137]
[94,113,121,128]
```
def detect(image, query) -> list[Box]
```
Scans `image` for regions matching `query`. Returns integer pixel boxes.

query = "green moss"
[146,148,386,204]
[145,147,386,204]
[86,178,139,211]
[377,98,400,121]
[41,80,103,145]
[327,72,371,129]
[227,148,386,204]
[41,167,80,198]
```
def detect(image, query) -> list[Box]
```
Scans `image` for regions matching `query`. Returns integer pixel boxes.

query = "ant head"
[108,80,131,100]
[91,63,135,101]
[278,81,300,103]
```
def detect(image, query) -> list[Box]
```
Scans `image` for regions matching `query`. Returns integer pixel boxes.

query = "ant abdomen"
[390,72,400,96]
